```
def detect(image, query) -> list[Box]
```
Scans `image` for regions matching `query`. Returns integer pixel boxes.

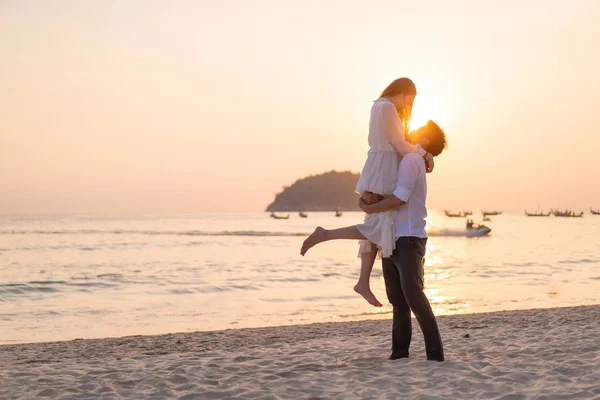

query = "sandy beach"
[1,305,599,399]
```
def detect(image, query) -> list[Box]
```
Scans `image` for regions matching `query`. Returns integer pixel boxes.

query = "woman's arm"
[380,101,424,156]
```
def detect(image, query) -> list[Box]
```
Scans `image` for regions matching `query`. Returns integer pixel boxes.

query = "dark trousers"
[382,237,444,360]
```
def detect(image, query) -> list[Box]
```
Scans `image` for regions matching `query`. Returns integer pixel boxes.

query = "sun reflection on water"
[424,288,472,315]
[425,269,451,282]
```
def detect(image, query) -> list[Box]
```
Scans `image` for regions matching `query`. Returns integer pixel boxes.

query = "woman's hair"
[380,78,417,135]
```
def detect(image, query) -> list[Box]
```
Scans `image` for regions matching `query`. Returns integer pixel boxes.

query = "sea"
[1,211,599,345]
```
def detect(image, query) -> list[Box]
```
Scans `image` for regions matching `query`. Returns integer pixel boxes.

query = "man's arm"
[359,154,423,214]
[360,192,384,205]
[359,195,405,214]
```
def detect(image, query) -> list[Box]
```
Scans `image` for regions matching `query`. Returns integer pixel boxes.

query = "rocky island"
[265,171,361,212]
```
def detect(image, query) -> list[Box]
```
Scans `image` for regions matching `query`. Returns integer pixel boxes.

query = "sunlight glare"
[410,95,449,131]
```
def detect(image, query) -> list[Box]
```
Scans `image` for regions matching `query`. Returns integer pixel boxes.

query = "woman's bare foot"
[354,283,383,307]
[300,226,327,256]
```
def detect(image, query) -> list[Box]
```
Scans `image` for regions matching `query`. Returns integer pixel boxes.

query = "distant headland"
[265,171,361,212]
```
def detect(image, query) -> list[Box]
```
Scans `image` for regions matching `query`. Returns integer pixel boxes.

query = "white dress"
[355,98,425,258]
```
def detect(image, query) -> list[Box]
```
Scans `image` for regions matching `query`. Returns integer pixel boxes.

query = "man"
[359,120,448,361]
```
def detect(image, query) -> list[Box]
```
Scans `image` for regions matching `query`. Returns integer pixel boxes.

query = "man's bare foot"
[300,226,327,256]
[354,283,383,307]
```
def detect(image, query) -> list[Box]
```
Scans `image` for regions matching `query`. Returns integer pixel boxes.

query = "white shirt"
[355,98,426,196]
[392,153,428,238]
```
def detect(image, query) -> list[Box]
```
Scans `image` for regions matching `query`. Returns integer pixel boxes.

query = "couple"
[300,78,447,361]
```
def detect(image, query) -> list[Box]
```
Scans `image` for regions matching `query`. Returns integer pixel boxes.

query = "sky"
[1,0,599,213]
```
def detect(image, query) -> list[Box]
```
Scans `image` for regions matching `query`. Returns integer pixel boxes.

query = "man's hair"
[420,120,448,157]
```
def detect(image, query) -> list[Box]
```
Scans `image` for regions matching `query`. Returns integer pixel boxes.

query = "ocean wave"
[0,283,61,297]
[558,258,599,264]
[427,228,491,238]
[0,228,492,238]
[0,279,121,299]
[0,229,307,237]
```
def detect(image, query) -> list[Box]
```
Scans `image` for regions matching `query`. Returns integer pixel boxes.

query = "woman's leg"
[354,242,382,307]
[300,225,365,256]
[301,226,382,307]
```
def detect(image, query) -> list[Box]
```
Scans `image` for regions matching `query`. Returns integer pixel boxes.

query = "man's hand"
[361,191,384,205]
[360,194,407,214]
[359,198,375,214]
[424,152,434,173]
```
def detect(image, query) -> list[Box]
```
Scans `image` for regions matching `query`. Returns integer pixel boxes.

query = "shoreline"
[2,304,600,398]
[1,304,599,365]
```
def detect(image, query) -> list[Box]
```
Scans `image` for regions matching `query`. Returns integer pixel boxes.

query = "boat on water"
[463,210,473,216]
[466,225,491,237]
[270,212,290,220]
[525,210,551,217]
[551,209,584,218]
[591,208,600,215]
[444,210,466,218]
[428,226,492,237]
[299,211,308,218]
[465,219,492,236]
[482,210,503,217]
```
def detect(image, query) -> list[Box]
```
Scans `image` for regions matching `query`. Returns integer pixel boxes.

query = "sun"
[409,95,449,132]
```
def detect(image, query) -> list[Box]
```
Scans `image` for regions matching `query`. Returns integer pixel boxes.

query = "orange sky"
[1,0,599,213]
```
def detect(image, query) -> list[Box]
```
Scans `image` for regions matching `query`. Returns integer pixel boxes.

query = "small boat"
[463,210,473,216]
[525,210,551,217]
[591,208,600,215]
[482,210,503,217]
[444,210,465,218]
[551,209,584,218]
[270,212,290,220]
[428,227,491,237]
[467,225,492,237]
[465,220,492,237]
[568,212,584,218]
[299,211,308,218]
